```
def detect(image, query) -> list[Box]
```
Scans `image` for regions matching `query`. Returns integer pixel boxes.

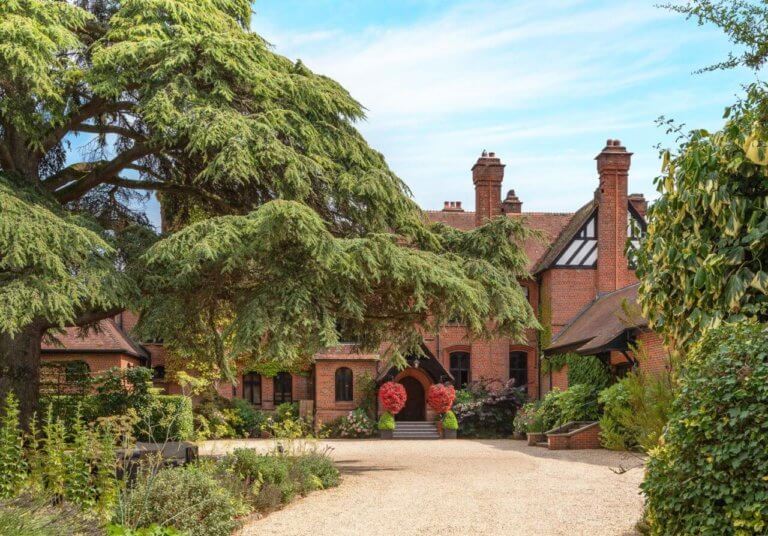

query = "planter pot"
[527,432,546,446]
[443,429,457,440]
[380,429,393,439]
[436,421,444,436]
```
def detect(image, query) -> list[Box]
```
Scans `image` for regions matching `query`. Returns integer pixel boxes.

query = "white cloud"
[254,0,744,212]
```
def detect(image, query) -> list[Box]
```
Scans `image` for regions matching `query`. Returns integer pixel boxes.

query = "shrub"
[357,373,378,418]
[95,367,153,417]
[137,396,194,442]
[427,384,456,414]
[642,323,768,535]
[556,383,600,424]
[125,464,243,536]
[453,379,525,437]
[0,393,25,499]
[513,401,543,435]
[107,525,182,535]
[0,495,101,536]
[598,370,673,452]
[378,382,406,414]
[261,403,313,439]
[230,398,267,438]
[321,409,376,438]
[377,412,395,431]
[566,354,611,392]
[442,410,458,430]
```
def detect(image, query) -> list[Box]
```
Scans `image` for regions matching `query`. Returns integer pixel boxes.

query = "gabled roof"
[531,200,596,274]
[546,284,647,355]
[42,318,149,361]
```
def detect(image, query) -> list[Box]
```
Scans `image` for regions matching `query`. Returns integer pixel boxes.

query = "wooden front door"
[396,377,425,421]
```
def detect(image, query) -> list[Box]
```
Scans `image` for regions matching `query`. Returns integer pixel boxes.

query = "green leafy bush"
[320,408,376,438]
[230,398,267,437]
[513,401,543,434]
[642,323,768,535]
[377,412,395,431]
[125,464,243,536]
[137,396,194,442]
[442,410,458,430]
[556,383,600,423]
[218,447,339,512]
[566,354,611,392]
[599,370,673,452]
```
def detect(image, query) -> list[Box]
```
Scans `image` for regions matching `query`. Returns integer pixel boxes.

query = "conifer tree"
[0,0,537,422]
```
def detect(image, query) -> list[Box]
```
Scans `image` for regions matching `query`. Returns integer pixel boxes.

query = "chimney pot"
[489,151,496,157]
[481,149,488,157]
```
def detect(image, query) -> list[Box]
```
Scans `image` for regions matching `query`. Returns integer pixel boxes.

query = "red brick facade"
[40,138,670,423]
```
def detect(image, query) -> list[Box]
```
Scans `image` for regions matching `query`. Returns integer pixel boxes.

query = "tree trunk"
[0,322,44,427]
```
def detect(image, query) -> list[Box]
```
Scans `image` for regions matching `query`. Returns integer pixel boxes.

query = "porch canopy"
[376,344,454,385]
[545,284,647,358]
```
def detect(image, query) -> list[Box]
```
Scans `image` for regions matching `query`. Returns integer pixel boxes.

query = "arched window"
[509,351,528,389]
[335,367,353,402]
[449,352,470,389]
[274,372,292,404]
[243,372,261,405]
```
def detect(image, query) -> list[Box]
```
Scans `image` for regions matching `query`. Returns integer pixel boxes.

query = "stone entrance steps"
[393,421,440,440]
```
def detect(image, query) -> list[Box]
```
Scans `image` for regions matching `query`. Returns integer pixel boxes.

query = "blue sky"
[129,0,753,224]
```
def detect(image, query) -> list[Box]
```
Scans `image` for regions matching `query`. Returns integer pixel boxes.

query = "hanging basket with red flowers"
[378,381,407,414]
[427,383,456,414]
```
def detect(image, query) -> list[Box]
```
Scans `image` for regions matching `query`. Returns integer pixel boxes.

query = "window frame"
[334,367,354,402]
[243,372,262,406]
[449,351,471,389]
[509,351,528,390]
[273,372,293,404]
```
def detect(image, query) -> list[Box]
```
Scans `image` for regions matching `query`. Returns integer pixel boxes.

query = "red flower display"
[427,383,456,414]
[378,381,407,414]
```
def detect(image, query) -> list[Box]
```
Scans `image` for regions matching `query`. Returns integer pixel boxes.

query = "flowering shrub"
[378,382,406,414]
[453,379,525,437]
[320,409,376,438]
[427,384,455,414]
[377,412,395,431]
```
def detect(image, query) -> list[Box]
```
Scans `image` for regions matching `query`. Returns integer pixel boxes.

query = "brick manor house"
[41,139,670,425]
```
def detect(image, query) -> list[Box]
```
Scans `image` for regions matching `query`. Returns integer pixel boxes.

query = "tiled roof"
[546,284,647,355]
[425,210,576,271]
[42,318,149,360]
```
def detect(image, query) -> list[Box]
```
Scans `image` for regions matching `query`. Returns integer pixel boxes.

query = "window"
[449,352,470,389]
[627,204,647,269]
[335,367,353,402]
[274,372,292,404]
[243,372,261,405]
[153,365,166,381]
[63,361,90,383]
[509,351,528,389]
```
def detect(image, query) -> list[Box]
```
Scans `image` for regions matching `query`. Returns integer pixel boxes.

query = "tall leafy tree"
[637,1,768,354]
[0,0,537,422]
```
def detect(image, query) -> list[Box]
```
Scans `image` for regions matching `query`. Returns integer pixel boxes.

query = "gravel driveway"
[200,439,645,536]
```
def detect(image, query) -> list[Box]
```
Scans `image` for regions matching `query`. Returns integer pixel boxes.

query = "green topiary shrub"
[442,411,458,430]
[377,412,395,431]
[230,399,267,438]
[642,323,768,535]
[126,464,243,536]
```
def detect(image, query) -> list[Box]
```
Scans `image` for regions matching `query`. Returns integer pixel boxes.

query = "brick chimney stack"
[472,150,504,226]
[595,139,635,294]
[628,193,647,218]
[442,201,464,212]
[502,189,522,214]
